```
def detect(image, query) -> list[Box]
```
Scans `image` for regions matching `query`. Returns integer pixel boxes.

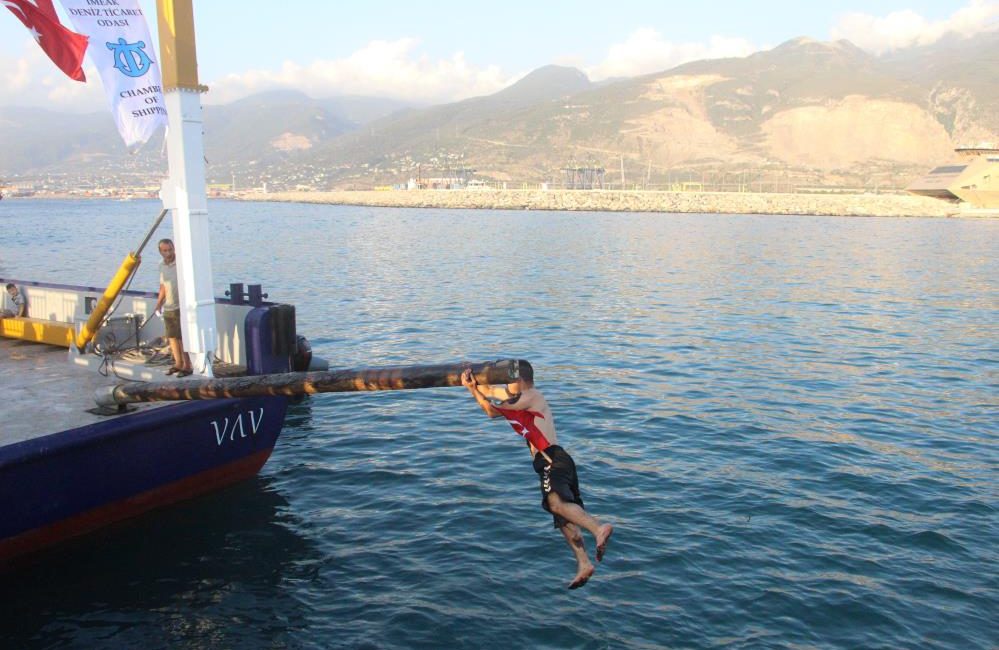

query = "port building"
[907,145,999,210]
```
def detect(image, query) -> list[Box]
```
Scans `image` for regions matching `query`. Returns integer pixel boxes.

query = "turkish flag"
[4,0,88,82]
[30,0,58,19]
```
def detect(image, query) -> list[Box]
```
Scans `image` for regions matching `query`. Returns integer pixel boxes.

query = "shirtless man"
[462,362,613,589]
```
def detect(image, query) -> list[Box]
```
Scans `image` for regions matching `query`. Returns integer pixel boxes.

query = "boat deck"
[0,339,177,446]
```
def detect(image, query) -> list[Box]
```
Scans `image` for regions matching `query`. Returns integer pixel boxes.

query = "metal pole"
[134,208,169,257]
[75,208,169,351]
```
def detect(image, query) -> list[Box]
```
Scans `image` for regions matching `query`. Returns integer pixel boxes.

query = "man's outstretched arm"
[461,369,503,418]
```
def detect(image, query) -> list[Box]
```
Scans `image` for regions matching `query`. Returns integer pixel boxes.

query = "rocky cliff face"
[759,96,955,168]
[318,32,997,189]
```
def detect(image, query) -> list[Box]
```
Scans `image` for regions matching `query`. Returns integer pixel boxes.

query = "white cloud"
[0,39,104,112]
[6,2,996,112]
[0,36,515,110]
[586,28,759,80]
[205,38,515,105]
[830,0,999,54]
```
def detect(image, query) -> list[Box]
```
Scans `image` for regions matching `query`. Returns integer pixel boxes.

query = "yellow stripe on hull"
[0,317,75,347]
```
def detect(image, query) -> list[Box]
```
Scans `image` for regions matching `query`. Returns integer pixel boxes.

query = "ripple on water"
[1,202,997,649]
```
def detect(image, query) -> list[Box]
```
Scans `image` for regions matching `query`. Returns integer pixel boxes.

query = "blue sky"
[1,0,996,110]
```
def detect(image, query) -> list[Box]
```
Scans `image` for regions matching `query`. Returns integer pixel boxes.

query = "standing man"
[462,362,613,590]
[153,238,192,377]
[1,283,27,318]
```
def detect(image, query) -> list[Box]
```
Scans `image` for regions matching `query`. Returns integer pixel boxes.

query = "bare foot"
[568,564,594,590]
[595,524,613,562]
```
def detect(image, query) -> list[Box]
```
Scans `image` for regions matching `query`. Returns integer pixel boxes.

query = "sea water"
[0,199,996,649]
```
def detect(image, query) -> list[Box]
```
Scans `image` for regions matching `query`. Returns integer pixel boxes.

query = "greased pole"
[95,360,524,406]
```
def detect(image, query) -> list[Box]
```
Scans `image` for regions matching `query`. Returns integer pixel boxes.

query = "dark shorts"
[533,445,584,528]
[163,309,181,339]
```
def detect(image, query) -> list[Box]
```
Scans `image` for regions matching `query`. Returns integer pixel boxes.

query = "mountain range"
[2,29,996,190]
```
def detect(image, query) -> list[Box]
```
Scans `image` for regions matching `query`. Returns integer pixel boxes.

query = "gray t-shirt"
[6,290,26,316]
[159,261,179,312]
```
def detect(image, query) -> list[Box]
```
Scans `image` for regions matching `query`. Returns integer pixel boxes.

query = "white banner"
[59,0,166,147]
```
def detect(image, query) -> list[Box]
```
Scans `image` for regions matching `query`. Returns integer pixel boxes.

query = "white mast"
[156,0,216,377]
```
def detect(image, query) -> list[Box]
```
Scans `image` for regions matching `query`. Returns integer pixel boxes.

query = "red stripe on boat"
[0,448,273,565]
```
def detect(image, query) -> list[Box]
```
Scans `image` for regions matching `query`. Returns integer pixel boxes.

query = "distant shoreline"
[10,190,991,218]
[243,189,973,218]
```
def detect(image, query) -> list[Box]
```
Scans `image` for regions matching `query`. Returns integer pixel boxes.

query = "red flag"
[31,0,58,19]
[4,0,88,82]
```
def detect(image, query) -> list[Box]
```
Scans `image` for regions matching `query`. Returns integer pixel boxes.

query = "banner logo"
[61,0,166,147]
[107,38,152,78]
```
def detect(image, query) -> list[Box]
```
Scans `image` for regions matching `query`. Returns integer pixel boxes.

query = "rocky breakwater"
[250,189,955,218]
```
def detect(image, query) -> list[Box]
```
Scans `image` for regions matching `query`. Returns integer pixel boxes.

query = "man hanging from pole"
[461,362,613,589]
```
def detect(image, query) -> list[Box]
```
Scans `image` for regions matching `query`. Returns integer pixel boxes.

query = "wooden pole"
[95,359,525,406]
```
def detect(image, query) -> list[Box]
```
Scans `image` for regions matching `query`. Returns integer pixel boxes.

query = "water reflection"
[283,394,320,433]
[0,477,318,648]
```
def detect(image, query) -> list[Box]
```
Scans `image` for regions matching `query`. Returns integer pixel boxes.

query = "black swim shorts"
[533,445,584,528]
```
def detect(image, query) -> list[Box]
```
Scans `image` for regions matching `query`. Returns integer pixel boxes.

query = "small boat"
[0,0,309,566]
[0,276,313,565]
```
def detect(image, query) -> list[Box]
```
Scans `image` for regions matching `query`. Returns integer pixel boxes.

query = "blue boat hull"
[0,395,287,564]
